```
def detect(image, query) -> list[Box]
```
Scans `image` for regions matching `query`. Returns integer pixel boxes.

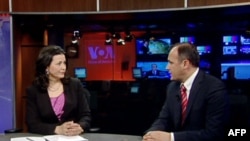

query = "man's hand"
[142,131,171,141]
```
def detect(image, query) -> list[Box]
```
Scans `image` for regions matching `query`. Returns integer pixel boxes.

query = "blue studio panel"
[0,16,14,133]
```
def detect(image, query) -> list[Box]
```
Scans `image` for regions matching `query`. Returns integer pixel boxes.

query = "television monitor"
[130,83,140,94]
[136,38,171,55]
[130,86,139,94]
[240,45,250,54]
[221,62,250,80]
[223,35,238,45]
[180,36,195,44]
[136,61,170,79]
[239,35,250,54]
[132,67,143,79]
[196,45,211,55]
[222,35,239,55]
[240,35,250,45]
[74,67,87,79]
[199,60,211,74]
[223,46,237,55]
[199,60,211,69]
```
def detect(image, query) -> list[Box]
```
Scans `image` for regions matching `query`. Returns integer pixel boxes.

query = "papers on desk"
[44,135,88,141]
[11,135,88,141]
[11,137,45,141]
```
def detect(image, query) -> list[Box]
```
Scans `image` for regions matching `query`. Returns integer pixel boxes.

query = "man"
[146,64,161,77]
[142,42,228,141]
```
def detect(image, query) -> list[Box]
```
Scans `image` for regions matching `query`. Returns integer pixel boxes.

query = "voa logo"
[88,46,115,64]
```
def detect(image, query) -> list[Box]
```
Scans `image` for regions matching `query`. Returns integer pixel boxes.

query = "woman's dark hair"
[33,45,69,91]
[173,42,200,67]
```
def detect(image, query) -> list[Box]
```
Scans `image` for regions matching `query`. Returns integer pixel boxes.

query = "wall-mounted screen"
[223,35,238,45]
[223,46,237,55]
[199,60,211,69]
[222,35,239,55]
[197,45,211,55]
[239,35,250,54]
[221,62,250,80]
[240,45,250,54]
[136,61,170,79]
[199,60,211,74]
[180,36,195,44]
[132,67,143,79]
[136,38,171,55]
[130,86,139,94]
[74,67,87,79]
[240,35,250,45]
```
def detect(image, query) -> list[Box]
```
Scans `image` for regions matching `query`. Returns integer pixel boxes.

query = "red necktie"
[180,84,187,125]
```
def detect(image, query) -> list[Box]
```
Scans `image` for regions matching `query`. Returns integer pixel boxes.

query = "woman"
[26,45,91,135]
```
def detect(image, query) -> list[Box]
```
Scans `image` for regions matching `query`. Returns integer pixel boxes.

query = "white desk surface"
[0,132,143,141]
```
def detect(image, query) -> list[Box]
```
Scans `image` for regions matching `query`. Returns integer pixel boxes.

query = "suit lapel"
[184,70,204,124]
[172,82,182,128]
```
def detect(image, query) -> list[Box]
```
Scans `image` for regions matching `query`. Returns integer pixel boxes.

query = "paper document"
[11,137,45,141]
[44,135,88,141]
[11,135,88,141]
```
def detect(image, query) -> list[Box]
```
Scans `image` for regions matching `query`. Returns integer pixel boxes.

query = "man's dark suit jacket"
[146,70,228,141]
[146,70,161,77]
[26,77,91,135]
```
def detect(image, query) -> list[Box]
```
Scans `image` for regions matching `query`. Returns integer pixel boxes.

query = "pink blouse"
[50,93,65,120]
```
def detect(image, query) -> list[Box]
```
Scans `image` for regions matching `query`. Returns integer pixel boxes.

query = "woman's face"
[47,54,66,81]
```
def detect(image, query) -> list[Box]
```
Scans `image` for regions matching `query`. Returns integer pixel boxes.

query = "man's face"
[166,47,184,81]
[152,64,157,70]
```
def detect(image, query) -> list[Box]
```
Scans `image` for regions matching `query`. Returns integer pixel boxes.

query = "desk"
[0,133,142,141]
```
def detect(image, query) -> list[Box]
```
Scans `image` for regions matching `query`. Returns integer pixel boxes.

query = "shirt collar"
[182,68,199,91]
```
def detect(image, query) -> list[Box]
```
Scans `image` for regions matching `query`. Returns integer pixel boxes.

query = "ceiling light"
[112,32,119,39]
[73,29,81,39]
[117,38,125,45]
[125,30,133,42]
[116,33,125,45]
[105,34,113,45]
[71,36,78,44]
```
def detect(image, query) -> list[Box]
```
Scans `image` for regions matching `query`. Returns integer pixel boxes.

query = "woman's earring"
[46,70,49,75]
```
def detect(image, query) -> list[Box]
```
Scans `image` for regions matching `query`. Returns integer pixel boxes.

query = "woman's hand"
[55,121,84,136]
[66,122,84,136]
